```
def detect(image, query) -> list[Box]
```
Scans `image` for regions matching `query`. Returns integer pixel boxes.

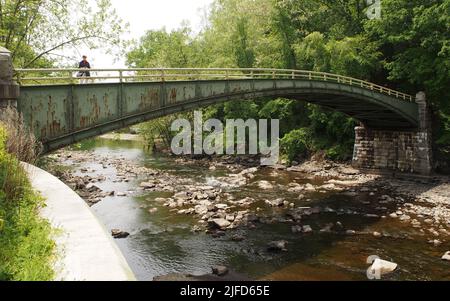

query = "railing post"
[161,69,165,82]
[70,70,76,85]
[119,70,123,83]
[225,70,229,80]
[291,71,295,79]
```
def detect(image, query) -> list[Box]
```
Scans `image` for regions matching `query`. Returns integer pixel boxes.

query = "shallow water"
[51,138,450,281]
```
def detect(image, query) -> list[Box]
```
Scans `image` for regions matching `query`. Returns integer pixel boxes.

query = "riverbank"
[0,127,55,281]
[99,133,144,142]
[41,138,450,280]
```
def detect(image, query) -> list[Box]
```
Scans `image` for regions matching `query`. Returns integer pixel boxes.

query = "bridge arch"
[16,72,418,152]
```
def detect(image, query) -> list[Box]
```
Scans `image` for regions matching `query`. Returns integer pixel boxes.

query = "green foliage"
[0,126,55,281]
[280,128,312,163]
[363,0,450,169]
[1,0,128,67]
[138,113,193,150]
[127,26,197,68]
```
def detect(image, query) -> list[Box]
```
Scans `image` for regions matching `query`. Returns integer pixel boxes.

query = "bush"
[0,126,55,281]
[0,106,42,163]
[325,144,354,162]
[281,128,312,163]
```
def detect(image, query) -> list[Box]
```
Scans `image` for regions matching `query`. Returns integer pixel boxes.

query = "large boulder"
[210,218,231,229]
[368,259,398,278]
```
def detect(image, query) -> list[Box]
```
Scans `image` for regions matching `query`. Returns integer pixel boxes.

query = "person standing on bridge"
[77,55,91,83]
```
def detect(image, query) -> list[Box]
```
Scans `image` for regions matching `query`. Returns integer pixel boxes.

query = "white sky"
[76,0,214,68]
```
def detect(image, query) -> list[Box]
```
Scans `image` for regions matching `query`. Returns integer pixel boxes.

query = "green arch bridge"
[1,64,433,174]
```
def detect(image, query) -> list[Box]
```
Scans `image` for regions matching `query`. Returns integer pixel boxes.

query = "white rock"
[195,205,209,215]
[265,198,285,207]
[304,183,316,192]
[215,204,228,210]
[442,252,450,261]
[226,215,235,222]
[148,208,158,214]
[240,167,258,176]
[399,215,411,222]
[302,225,313,233]
[258,180,274,190]
[369,259,398,277]
[212,218,231,229]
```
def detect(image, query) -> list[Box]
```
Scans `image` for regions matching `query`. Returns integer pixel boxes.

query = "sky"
[78,0,214,68]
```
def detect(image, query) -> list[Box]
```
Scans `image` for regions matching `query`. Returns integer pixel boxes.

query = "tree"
[126,26,200,68]
[364,0,450,169]
[0,0,128,67]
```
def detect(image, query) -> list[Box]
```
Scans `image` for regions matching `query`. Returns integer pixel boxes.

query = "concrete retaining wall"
[23,163,136,281]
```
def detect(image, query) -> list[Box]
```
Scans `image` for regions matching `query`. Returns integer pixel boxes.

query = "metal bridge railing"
[13,68,413,102]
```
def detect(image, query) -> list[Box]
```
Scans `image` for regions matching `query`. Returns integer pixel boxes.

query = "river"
[42,137,450,281]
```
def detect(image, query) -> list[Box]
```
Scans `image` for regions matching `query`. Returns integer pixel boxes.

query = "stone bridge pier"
[352,92,433,175]
[0,47,19,111]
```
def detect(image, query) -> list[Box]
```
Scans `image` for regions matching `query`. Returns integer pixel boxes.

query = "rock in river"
[212,266,229,277]
[368,259,398,277]
[210,218,231,229]
[265,198,285,207]
[302,225,313,233]
[140,182,156,189]
[442,252,450,261]
[267,240,288,252]
[258,180,274,190]
[111,229,130,239]
[291,225,303,234]
[195,205,209,215]
[148,208,158,214]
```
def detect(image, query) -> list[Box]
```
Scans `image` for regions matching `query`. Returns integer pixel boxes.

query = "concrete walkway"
[23,163,136,281]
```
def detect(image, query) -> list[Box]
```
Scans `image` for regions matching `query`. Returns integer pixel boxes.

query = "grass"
[0,125,55,281]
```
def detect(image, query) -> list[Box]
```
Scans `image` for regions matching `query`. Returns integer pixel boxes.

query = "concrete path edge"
[23,162,136,281]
